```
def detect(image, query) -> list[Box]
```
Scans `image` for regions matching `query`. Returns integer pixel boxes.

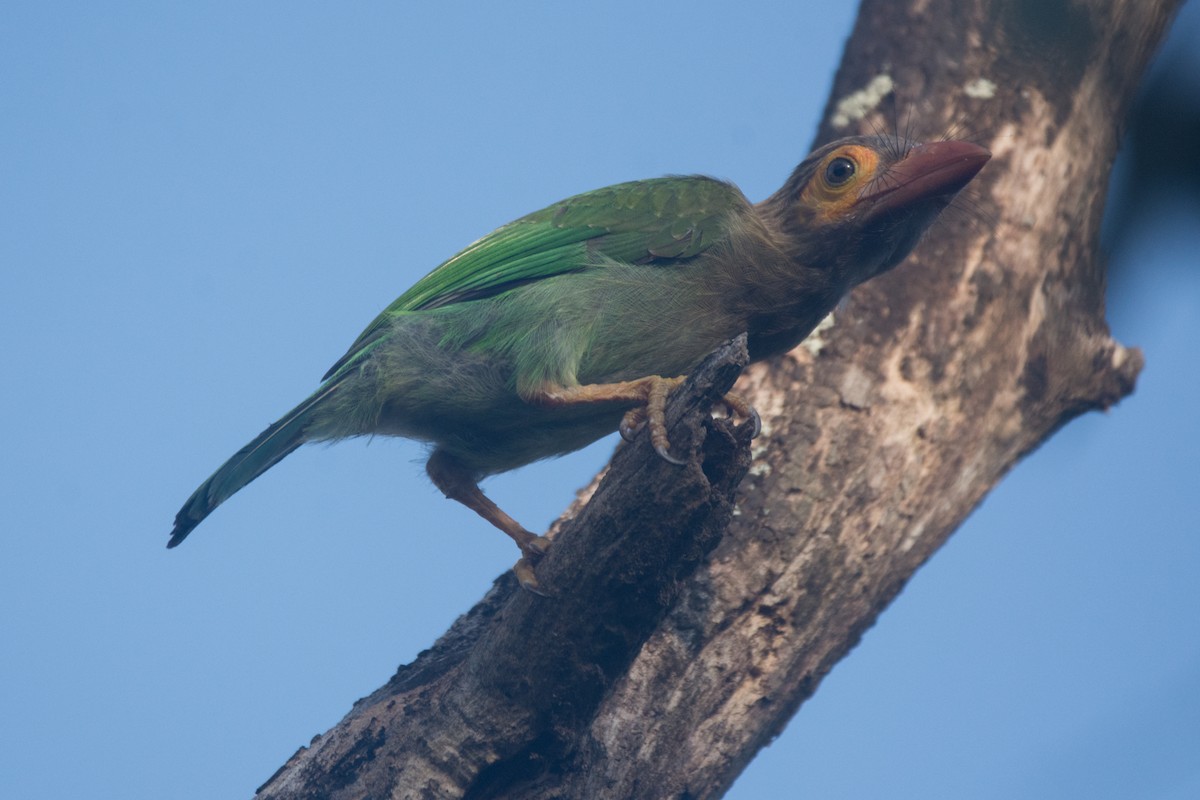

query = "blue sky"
[2,3,1197,798]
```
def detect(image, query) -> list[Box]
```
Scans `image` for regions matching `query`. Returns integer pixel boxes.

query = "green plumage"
[321,177,741,381]
[169,135,989,562]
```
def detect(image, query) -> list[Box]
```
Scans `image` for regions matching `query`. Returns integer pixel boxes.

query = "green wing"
[322,175,745,381]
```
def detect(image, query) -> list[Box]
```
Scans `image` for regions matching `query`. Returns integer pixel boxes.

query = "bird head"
[762,135,990,290]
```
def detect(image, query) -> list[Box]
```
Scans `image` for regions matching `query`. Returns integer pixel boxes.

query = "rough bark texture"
[256,1,1179,797]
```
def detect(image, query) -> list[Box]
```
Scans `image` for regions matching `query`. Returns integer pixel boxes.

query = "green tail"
[167,381,342,548]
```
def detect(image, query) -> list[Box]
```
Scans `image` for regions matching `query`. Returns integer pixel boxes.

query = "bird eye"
[824,156,856,187]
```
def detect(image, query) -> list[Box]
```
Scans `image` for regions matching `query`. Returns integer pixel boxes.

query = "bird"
[168,134,989,591]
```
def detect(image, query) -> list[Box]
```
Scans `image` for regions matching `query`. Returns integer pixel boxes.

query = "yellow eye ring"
[799,144,881,222]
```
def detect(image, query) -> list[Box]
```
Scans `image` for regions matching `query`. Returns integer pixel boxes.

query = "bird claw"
[747,406,762,438]
[623,408,684,463]
[620,381,759,463]
[513,557,550,596]
[644,376,685,465]
[619,407,646,442]
[654,440,687,465]
[513,535,553,596]
[717,391,761,438]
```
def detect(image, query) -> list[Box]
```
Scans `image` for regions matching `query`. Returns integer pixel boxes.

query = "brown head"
[760,135,990,290]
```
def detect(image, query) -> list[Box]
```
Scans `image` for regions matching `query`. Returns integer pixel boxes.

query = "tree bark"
[255,1,1179,797]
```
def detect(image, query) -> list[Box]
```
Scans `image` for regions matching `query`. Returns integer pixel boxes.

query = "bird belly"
[308,309,627,475]
[310,267,747,476]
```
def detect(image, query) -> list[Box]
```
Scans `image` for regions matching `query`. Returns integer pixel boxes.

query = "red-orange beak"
[860,140,991,215]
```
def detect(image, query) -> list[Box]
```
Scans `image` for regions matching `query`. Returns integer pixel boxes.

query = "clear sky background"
[3,3,1197,798]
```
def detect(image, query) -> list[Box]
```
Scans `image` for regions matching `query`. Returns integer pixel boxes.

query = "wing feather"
[322,176,745,381]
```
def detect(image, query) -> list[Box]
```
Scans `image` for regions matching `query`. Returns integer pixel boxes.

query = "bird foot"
[619,387,761,456]
[715,391,762,439]
[512,535,552,595]
[537,375,759,466]
[615,375,687,464]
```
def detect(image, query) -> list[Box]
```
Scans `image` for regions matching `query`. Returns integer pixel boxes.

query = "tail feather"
[167,381,342,547]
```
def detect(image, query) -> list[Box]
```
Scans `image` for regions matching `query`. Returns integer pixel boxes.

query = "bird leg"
[432,376,761,593]
[426,449,551,595]
[535,375,760,463]
[618,386,761,443]
[535,375,686,463]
